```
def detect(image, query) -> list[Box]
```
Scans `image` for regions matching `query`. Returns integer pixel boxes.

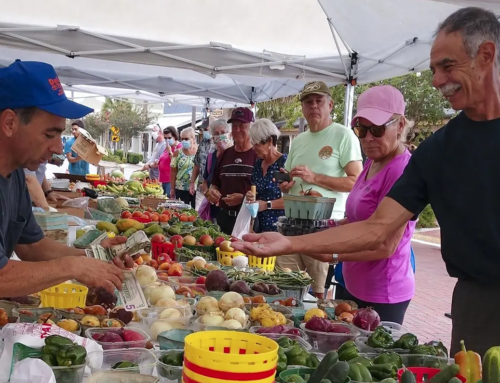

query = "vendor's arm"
[25,174,49,209]
[15,236,84,262]
[66,151,80,164]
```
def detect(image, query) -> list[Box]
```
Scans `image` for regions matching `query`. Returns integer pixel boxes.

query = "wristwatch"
[330,254,339,265]
[266,201,272,210]
[44,189,54,198]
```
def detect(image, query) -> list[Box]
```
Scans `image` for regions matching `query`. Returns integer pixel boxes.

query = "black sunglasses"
[353,118,399,138]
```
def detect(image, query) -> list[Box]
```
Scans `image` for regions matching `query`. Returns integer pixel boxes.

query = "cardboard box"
[54,191,84,199]
[140,197,168,209]
[55,207,86,224]
[71,132,108,166]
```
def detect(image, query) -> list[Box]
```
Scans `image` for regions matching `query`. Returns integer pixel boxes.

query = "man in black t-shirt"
[232,7,500,356]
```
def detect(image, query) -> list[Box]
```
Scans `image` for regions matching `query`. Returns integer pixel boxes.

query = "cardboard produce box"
[71,132,107,166]
[140,197,168,209]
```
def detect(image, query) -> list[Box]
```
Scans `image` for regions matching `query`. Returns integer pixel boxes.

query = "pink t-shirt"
[158,143,181,183]
[343,150,416,304]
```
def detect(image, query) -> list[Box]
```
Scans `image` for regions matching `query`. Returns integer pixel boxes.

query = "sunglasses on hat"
[353,118,399,139]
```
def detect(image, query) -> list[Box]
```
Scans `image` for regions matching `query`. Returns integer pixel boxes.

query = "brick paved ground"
[405,240,455,350]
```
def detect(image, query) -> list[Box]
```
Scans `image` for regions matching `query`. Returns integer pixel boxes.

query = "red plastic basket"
[132,217,152,224]
[152,242,180,260]
[398,368,466,383]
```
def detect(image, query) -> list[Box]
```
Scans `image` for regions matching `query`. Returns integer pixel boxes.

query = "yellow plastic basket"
[183,331,278,383]
[40,283,88,309]
[216,248,276,271]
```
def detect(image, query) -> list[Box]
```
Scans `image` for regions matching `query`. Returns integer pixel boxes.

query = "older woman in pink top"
[336,85,416,324]
[158,126,182,196]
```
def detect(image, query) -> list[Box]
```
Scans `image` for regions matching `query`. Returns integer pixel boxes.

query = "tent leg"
[343,84,355,126]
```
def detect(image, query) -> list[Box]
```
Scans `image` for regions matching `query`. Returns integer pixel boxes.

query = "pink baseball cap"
[351,85,405,127]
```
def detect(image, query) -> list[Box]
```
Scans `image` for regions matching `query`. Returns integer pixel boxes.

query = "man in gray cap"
[276,81,363,299]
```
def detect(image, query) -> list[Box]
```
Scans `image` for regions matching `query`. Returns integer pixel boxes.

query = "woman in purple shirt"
[337,85,416,324]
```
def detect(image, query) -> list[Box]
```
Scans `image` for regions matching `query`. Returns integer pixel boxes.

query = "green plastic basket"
[158,329,193,350]
[279,367,316,383]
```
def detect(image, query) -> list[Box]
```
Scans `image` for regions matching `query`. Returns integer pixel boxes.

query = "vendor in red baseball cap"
[0,60,133,299]
[208,107,257,234]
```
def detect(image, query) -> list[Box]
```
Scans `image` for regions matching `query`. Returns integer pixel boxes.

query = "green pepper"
[41,353,56,367]
[308,353,320,368]
[276,347,288,376]
[338,340,356,354]
[284,345,304,360]
[45,335,74,347]
[425,340,449,358]
[285,374,306,383]
[410,345,438,356]
[161,350,184,367]
[288,353,309,367]
[373,352,403,368]
[392,333,419,350]
[56,345,87,367]
[42,344,59,356]
[338,345,359,362]
[349,362,373,382]
[112,361,139,369]
[348,356,374,367]
[277,337,296,349]
[368,363,398,380]
[367,326,394,349]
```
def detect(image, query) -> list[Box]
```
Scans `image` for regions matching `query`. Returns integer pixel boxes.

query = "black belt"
[220,208,238,217]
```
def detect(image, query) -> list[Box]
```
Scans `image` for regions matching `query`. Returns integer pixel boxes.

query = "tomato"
[159,214,169,222]
[121,211,132,219]
[252,295,267,304]
[150,213,160,222]
[188,215,196,222]
[167,264,183,276]
[179,214,188,222]
[173,212,181,218]
[132,211,143,218]
[143,211,152,219]
[283,297,298,307]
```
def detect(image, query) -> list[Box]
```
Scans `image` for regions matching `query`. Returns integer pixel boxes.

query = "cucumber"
[429,364,460,383]
[448,378,462,383]
[308,353,348,383]
[401,369,417,383]
[484,346,500,383]
[379,379,397,383]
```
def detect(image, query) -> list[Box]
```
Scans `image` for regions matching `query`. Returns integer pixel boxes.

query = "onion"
[136,265,158,287]
[154,297,177,308]
[150,321,173,341]
[225,308,247,326]
[352,307,380,331]
[222,319,243,329]
[142,285,157,302]
[335,302,352,316]
[196,296,220,316]
[159,308,181,319]
[149,285,175,305]
[218,292,245,312]
[201,312,225,326]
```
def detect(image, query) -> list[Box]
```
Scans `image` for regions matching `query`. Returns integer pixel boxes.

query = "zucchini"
[401,369,417,383]
[308,351,346,383]
[484,346,500,383]
[429,364,460,383]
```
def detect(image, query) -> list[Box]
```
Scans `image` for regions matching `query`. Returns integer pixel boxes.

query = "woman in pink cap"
[335,85,416,324]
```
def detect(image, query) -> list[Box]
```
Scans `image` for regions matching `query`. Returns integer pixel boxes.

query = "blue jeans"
[162,182,171,196]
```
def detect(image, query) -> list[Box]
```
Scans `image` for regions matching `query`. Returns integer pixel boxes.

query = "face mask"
[214,133,231,149]
[203,131,212,140]
[152,132,159,140]
[181,140,191,149]
[167,138,175,146]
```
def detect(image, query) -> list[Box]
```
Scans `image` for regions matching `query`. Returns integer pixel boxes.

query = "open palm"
[231,232,293,257]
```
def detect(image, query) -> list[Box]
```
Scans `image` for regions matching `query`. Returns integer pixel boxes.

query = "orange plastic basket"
[216,248,276,271]
[183,331,278,383]
[40,283,88,309]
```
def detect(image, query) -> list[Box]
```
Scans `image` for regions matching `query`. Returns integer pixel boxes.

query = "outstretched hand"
[100,236,135,269]
[231,232,294,258]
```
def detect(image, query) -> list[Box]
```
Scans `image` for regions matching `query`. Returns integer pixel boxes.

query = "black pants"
[175,189,195,209]
[216,209,238,235]
[451,279,500,356]
[341,289,411,325]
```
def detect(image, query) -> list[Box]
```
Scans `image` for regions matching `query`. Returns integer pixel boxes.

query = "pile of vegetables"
[250,303,287,327]
[366,326,422,351]
[195,293,248,330]
[276,336,320,377]
[227,267,313,288]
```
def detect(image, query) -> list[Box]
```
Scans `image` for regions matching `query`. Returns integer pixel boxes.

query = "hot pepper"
[44,335,74,347]
[392,333,419,350]
[426,340,449,358]
[367,327,394,349]
[410,345,438,356]
[349,362,373,382]
[373,352,403,368]
[56,345,87,367]
[454,340,482,383]
[276,347,288,376]
[368,363,398,380]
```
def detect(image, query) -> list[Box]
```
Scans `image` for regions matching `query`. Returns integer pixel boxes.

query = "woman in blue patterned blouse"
[246,119,286,232]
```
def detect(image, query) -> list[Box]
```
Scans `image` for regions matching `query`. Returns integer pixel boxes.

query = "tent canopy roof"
[0,0,498,104]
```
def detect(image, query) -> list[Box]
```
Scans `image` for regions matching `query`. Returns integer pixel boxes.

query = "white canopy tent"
[0,0,497,124]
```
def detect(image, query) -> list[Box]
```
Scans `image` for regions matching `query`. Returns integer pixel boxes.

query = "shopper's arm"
[16,237,84,262]
[25,175,49,209]
[66,152,80,164]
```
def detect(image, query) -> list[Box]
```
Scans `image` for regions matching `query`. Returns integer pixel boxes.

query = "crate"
[34,212,68,231]
[152,242,179,260]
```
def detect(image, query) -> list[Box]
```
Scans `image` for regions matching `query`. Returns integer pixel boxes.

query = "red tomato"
[121,211,132,219]
[179,214,188,222]
[188,215,196,222]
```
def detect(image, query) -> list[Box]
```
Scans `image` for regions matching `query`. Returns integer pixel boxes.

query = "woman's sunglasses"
[353,118,399,138]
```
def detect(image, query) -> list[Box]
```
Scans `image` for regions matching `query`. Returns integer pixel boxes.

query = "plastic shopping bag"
[197,197,212,221]
[231,203,252,240]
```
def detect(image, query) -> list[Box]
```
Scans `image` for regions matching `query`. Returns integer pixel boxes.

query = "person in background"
[25,162,69,209]
[158,126,181,196]
[208,108,257,234]
[246,119,286,232]
[141,125,166,181]
[170,127,198,208]
[63,120,89,176]
[190,120,214,209]
[276,81,363,299]
[200,119,232,221]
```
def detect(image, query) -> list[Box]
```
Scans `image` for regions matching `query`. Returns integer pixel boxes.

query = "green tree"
[82,112,109,140]
[256,96,302,128]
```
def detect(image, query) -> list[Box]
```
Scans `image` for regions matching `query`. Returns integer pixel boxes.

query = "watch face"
[267,201,272,209]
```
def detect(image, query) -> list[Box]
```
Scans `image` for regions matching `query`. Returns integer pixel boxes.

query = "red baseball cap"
[228,107,254,124]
